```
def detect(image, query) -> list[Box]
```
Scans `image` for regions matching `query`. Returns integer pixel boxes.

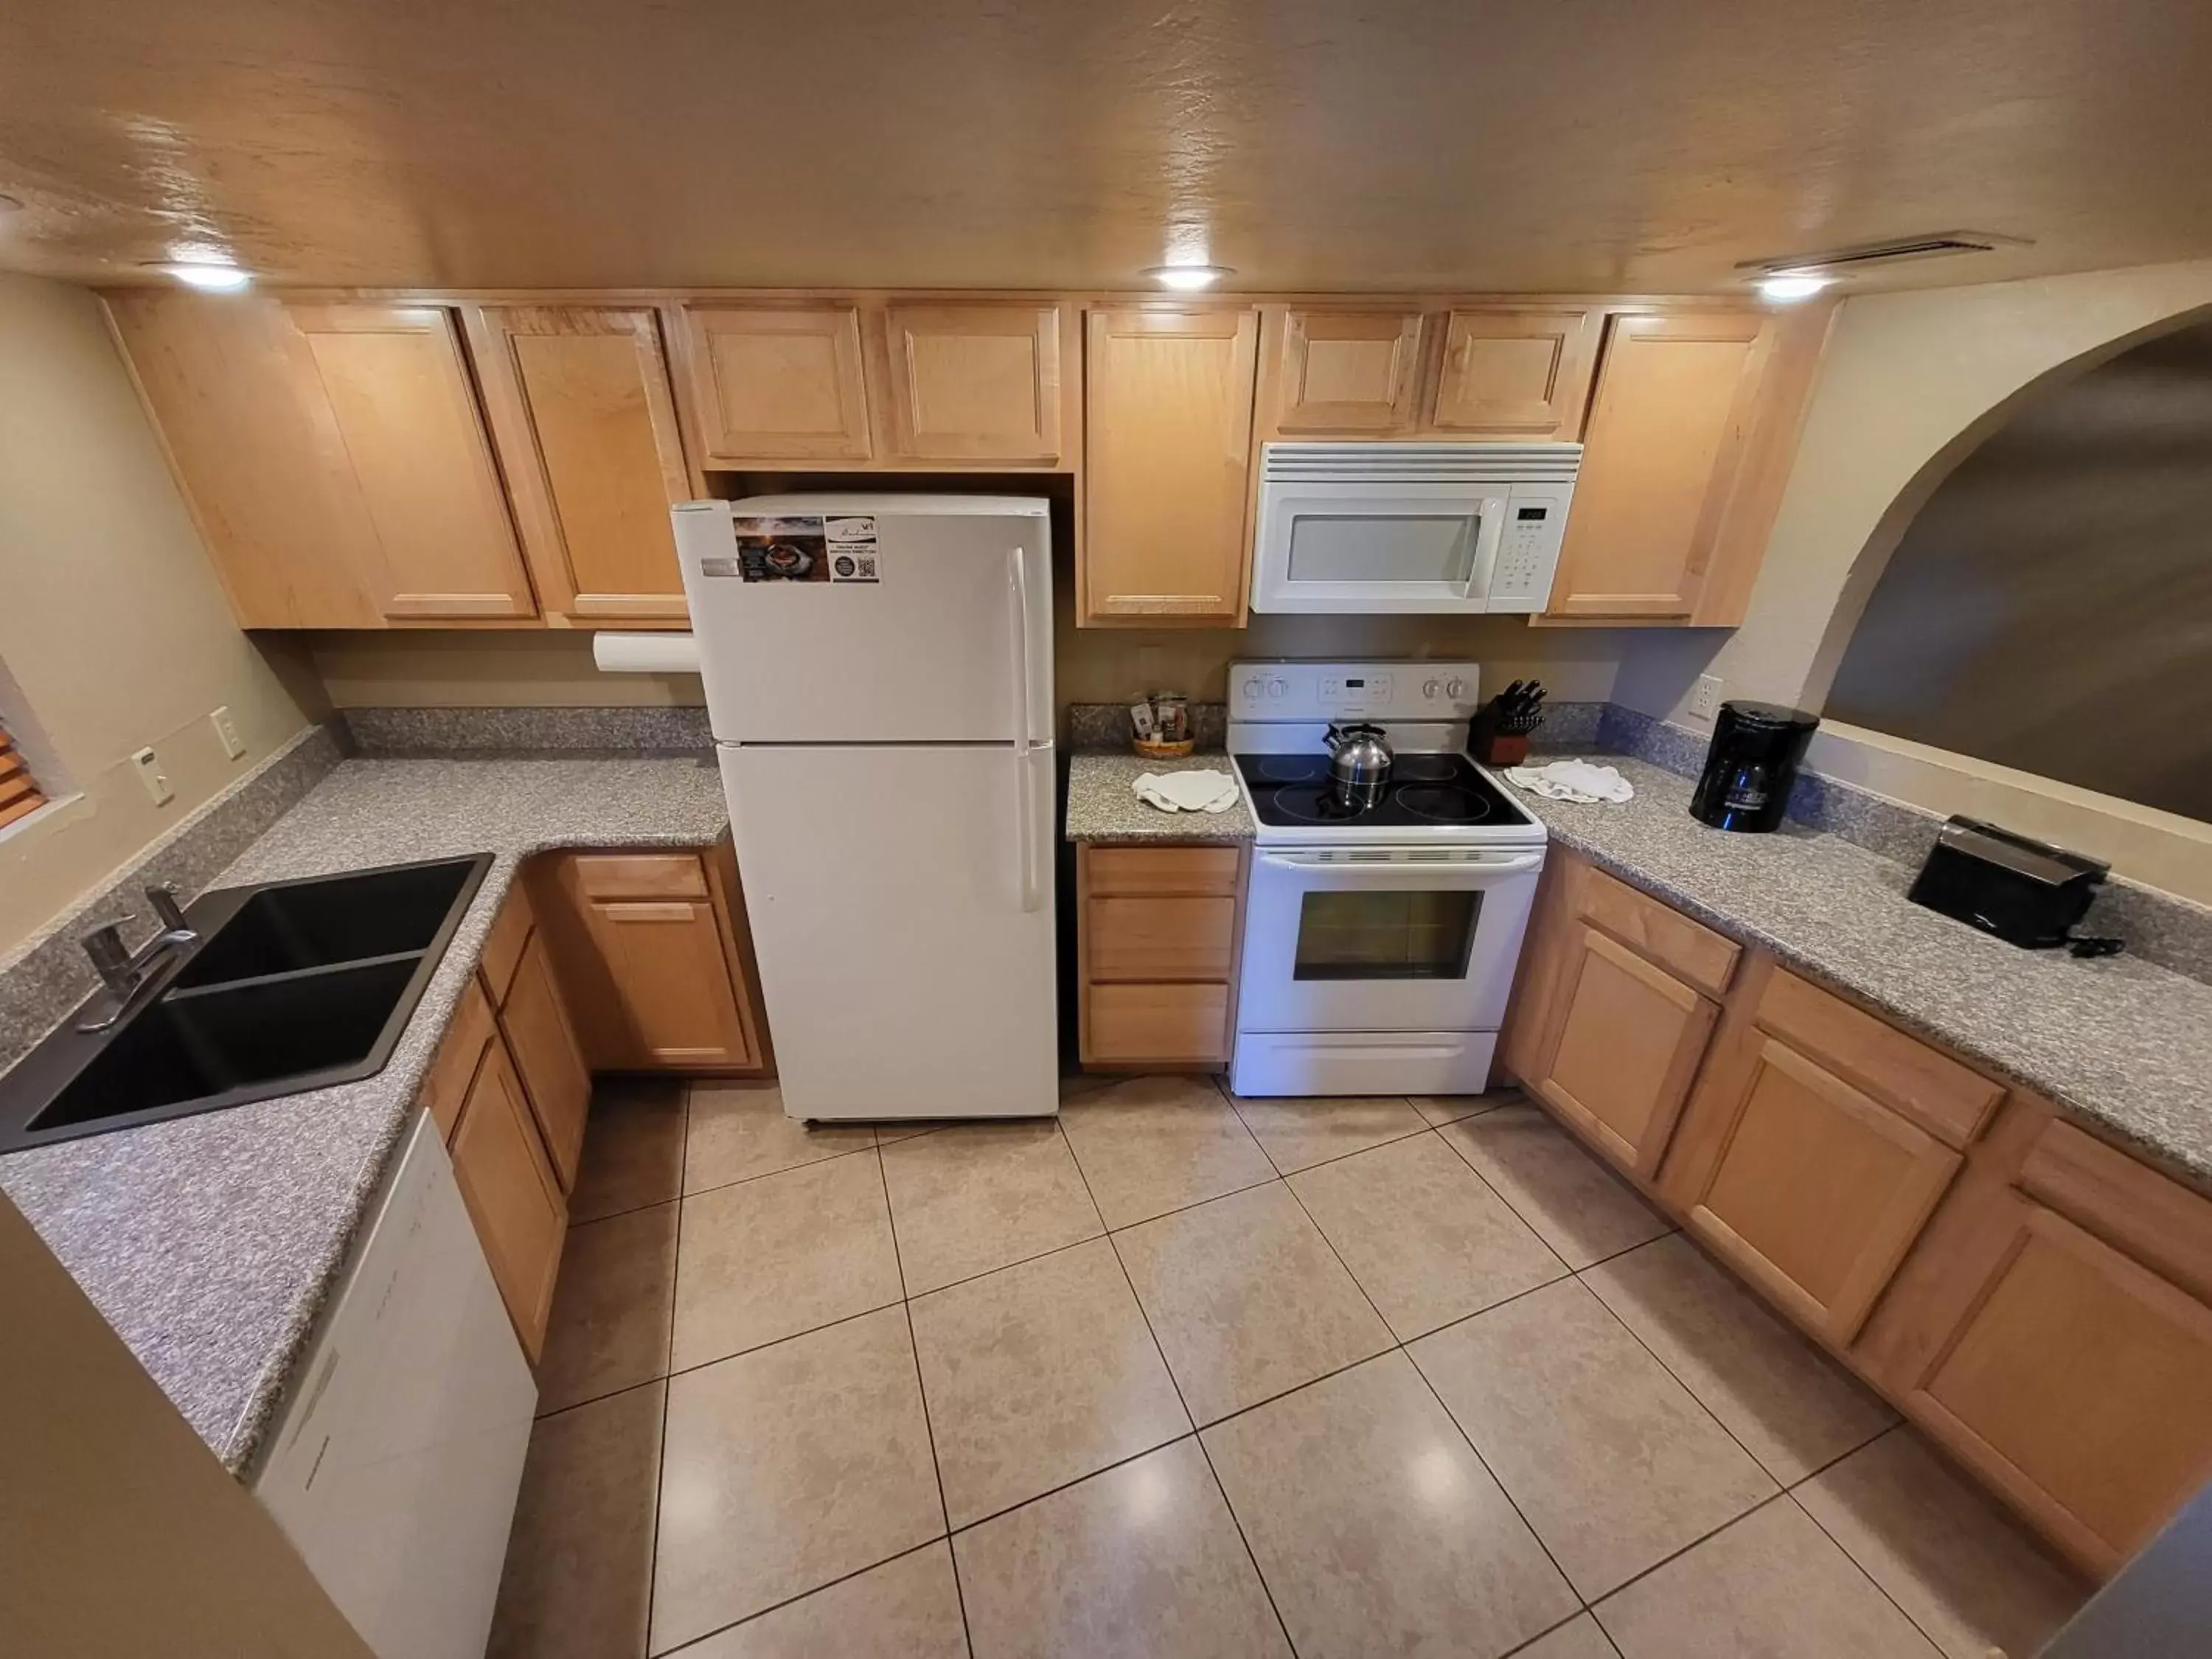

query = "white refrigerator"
[673,495,1059,1122]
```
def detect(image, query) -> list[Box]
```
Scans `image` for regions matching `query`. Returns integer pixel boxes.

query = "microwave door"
[1252,482,1494,613]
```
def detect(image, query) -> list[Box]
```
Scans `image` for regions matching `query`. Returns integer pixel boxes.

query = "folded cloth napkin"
[1133,769,1239,813]
[1503,759,1635,805]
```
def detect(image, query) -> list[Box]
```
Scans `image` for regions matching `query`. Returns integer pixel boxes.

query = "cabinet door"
[1430,307,1601,438]
[1085,983,1233,1065]
[881,302,1068,462]
[678,303,872,463]
[467,305,692,622]
[417,975,498,1144]
[1528,922,1717,1176]
[1260,307,1425,435]
[1662,969,1964,1346]
[582,898,759,1068]
[105,291,390,627]
[1545,309,1773,620]
[1082,306,1261,624]
[448,1038,566,1361]
[1900,1199,2212,1578]
[288,303,538,620]
[499,932,591,1191]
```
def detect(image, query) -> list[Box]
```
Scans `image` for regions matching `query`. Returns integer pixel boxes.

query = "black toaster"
[1907,816,2121,956]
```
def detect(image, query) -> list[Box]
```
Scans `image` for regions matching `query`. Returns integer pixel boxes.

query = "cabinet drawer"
[479,887,535,1006]
[1573,865,1739,998]
[571,852,709,901]
[2020,1119,2212,1304]
[1083,844,1242,897]
[1087,896,1238,981]
[1085,983,1231,1065]
[1756,969,2003,1150]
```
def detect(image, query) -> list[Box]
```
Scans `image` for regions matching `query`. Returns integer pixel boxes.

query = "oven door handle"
[1256,850,1544,881]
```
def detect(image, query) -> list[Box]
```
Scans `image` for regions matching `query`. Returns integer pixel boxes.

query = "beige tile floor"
[487,1074,2089,1659]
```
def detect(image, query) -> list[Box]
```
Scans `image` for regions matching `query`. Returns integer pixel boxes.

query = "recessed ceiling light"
[1143,263,1234,291]
[1756,272,1833,302]
[147,257,253,291]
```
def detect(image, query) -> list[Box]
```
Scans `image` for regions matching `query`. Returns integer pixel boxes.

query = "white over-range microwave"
[1248,442,1581,614]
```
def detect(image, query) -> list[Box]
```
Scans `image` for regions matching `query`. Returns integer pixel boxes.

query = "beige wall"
[0,274,324,955]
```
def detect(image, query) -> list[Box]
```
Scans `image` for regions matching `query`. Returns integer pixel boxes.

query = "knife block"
[1467,708,1532,766]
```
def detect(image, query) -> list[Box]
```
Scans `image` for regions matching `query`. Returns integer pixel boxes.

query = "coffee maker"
[1690,702,1820,832]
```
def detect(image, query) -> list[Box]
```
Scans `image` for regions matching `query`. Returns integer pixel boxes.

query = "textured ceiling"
[2,0,2210,293]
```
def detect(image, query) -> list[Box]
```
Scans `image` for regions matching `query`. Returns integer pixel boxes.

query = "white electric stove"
[1227,660,1548,1097]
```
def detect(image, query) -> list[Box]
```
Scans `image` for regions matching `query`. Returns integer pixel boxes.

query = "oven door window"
[1293,888,1483,981]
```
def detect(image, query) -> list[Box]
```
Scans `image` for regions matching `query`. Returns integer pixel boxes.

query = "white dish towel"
[1504,759,1635,804]
[1133,769,1239,814]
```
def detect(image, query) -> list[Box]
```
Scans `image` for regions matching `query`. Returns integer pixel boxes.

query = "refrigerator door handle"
[1009,546,1043,912]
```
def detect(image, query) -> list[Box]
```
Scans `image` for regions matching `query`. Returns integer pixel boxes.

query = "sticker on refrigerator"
[731,515,830,582]
[824,515,880,583]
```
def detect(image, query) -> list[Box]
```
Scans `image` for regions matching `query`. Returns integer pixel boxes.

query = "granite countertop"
[1522,759,2212,1186]
[0,757,730,1474]
[1065,752,1257,843]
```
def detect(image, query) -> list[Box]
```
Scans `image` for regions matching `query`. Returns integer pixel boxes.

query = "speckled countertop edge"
[1064,752,1257,843]
[1520,759,2212,1187]
[0,757,730,1474]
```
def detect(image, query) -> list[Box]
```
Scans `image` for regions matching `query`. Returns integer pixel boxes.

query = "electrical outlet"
[1689,673,1725,721]
[131,746,173,807]
[210,705,246,759]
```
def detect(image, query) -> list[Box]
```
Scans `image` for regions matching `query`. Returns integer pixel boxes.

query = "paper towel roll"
[592,632,701,675]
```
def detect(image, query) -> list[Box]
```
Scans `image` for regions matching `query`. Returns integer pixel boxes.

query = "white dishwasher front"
[254,1110,538,1659]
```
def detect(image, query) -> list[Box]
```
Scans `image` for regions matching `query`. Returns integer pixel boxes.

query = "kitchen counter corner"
[1065,752,1257,843]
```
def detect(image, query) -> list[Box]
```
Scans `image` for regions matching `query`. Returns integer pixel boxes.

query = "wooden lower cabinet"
[448,1038,566,1362]
[1857,1110,2212,1577]
[530,844,767,1072]
[498,931,591,1191]
[1501,845,2212,1575]
[1660,957,1967,1346]
[1077,841,1248,1068]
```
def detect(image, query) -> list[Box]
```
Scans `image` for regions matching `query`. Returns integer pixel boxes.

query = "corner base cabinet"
[1076,843,1248,1069]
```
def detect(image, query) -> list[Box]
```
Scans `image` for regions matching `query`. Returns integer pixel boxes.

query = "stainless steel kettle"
[1324,722,1394,809]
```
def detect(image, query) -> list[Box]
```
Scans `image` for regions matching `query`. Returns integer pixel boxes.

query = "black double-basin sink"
[0,855,491,1153]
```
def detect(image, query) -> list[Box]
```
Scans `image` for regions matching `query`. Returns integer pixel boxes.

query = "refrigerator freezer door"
[674,499,1051,745]
[720,741,1058,1121]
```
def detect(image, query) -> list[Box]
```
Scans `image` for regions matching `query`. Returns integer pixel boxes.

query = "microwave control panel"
[1486,483,1576,612]
[1229,661,1484,723]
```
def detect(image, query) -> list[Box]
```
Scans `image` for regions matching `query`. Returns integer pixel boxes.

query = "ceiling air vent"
[1736,231,2031,279]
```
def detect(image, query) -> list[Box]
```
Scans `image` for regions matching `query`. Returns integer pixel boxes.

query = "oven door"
[1238,846,1544,1033]
[1250,481,1507,613]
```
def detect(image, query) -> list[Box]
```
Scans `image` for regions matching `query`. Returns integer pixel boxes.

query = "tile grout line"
[1266,1138,1592,1632]
[1773,1461,1958,1658]
[872,1131,977,1659]
[639,1079,695,1659]
[1056,1113,1307,1659]
[650,1540,956,1659]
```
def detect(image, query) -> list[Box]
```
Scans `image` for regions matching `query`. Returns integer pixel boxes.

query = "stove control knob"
[1422,678,1440,700]
[1240,675,1263,701]
[1444,677,1467,700]
[1267,677,1289,699]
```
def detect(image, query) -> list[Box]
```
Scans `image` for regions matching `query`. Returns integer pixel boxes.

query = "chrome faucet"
[77,885,198,1032]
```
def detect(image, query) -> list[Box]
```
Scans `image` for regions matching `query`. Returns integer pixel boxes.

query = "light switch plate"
[1689,673,1725,721]
[131,745,173,806]
[210,705,246,759]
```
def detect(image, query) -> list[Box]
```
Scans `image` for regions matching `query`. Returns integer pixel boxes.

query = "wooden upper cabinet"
[1082,306,1261,625]
[467,305,692,622]
[1258,307,1426,436]
[880,302,1068,462]
[1430,307,1601,438]
[105,291,389,628]
[1547,302,1832,624]
[678,302,872,464]
[287,303,538,620]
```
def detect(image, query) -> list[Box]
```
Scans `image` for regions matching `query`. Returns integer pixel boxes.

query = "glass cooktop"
[1231,751,1538,832]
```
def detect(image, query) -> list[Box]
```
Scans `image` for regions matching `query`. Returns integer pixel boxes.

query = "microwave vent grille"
[1262,442,1582,484]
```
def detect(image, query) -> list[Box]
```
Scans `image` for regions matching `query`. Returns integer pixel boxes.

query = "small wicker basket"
[1132,736,1197,759]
